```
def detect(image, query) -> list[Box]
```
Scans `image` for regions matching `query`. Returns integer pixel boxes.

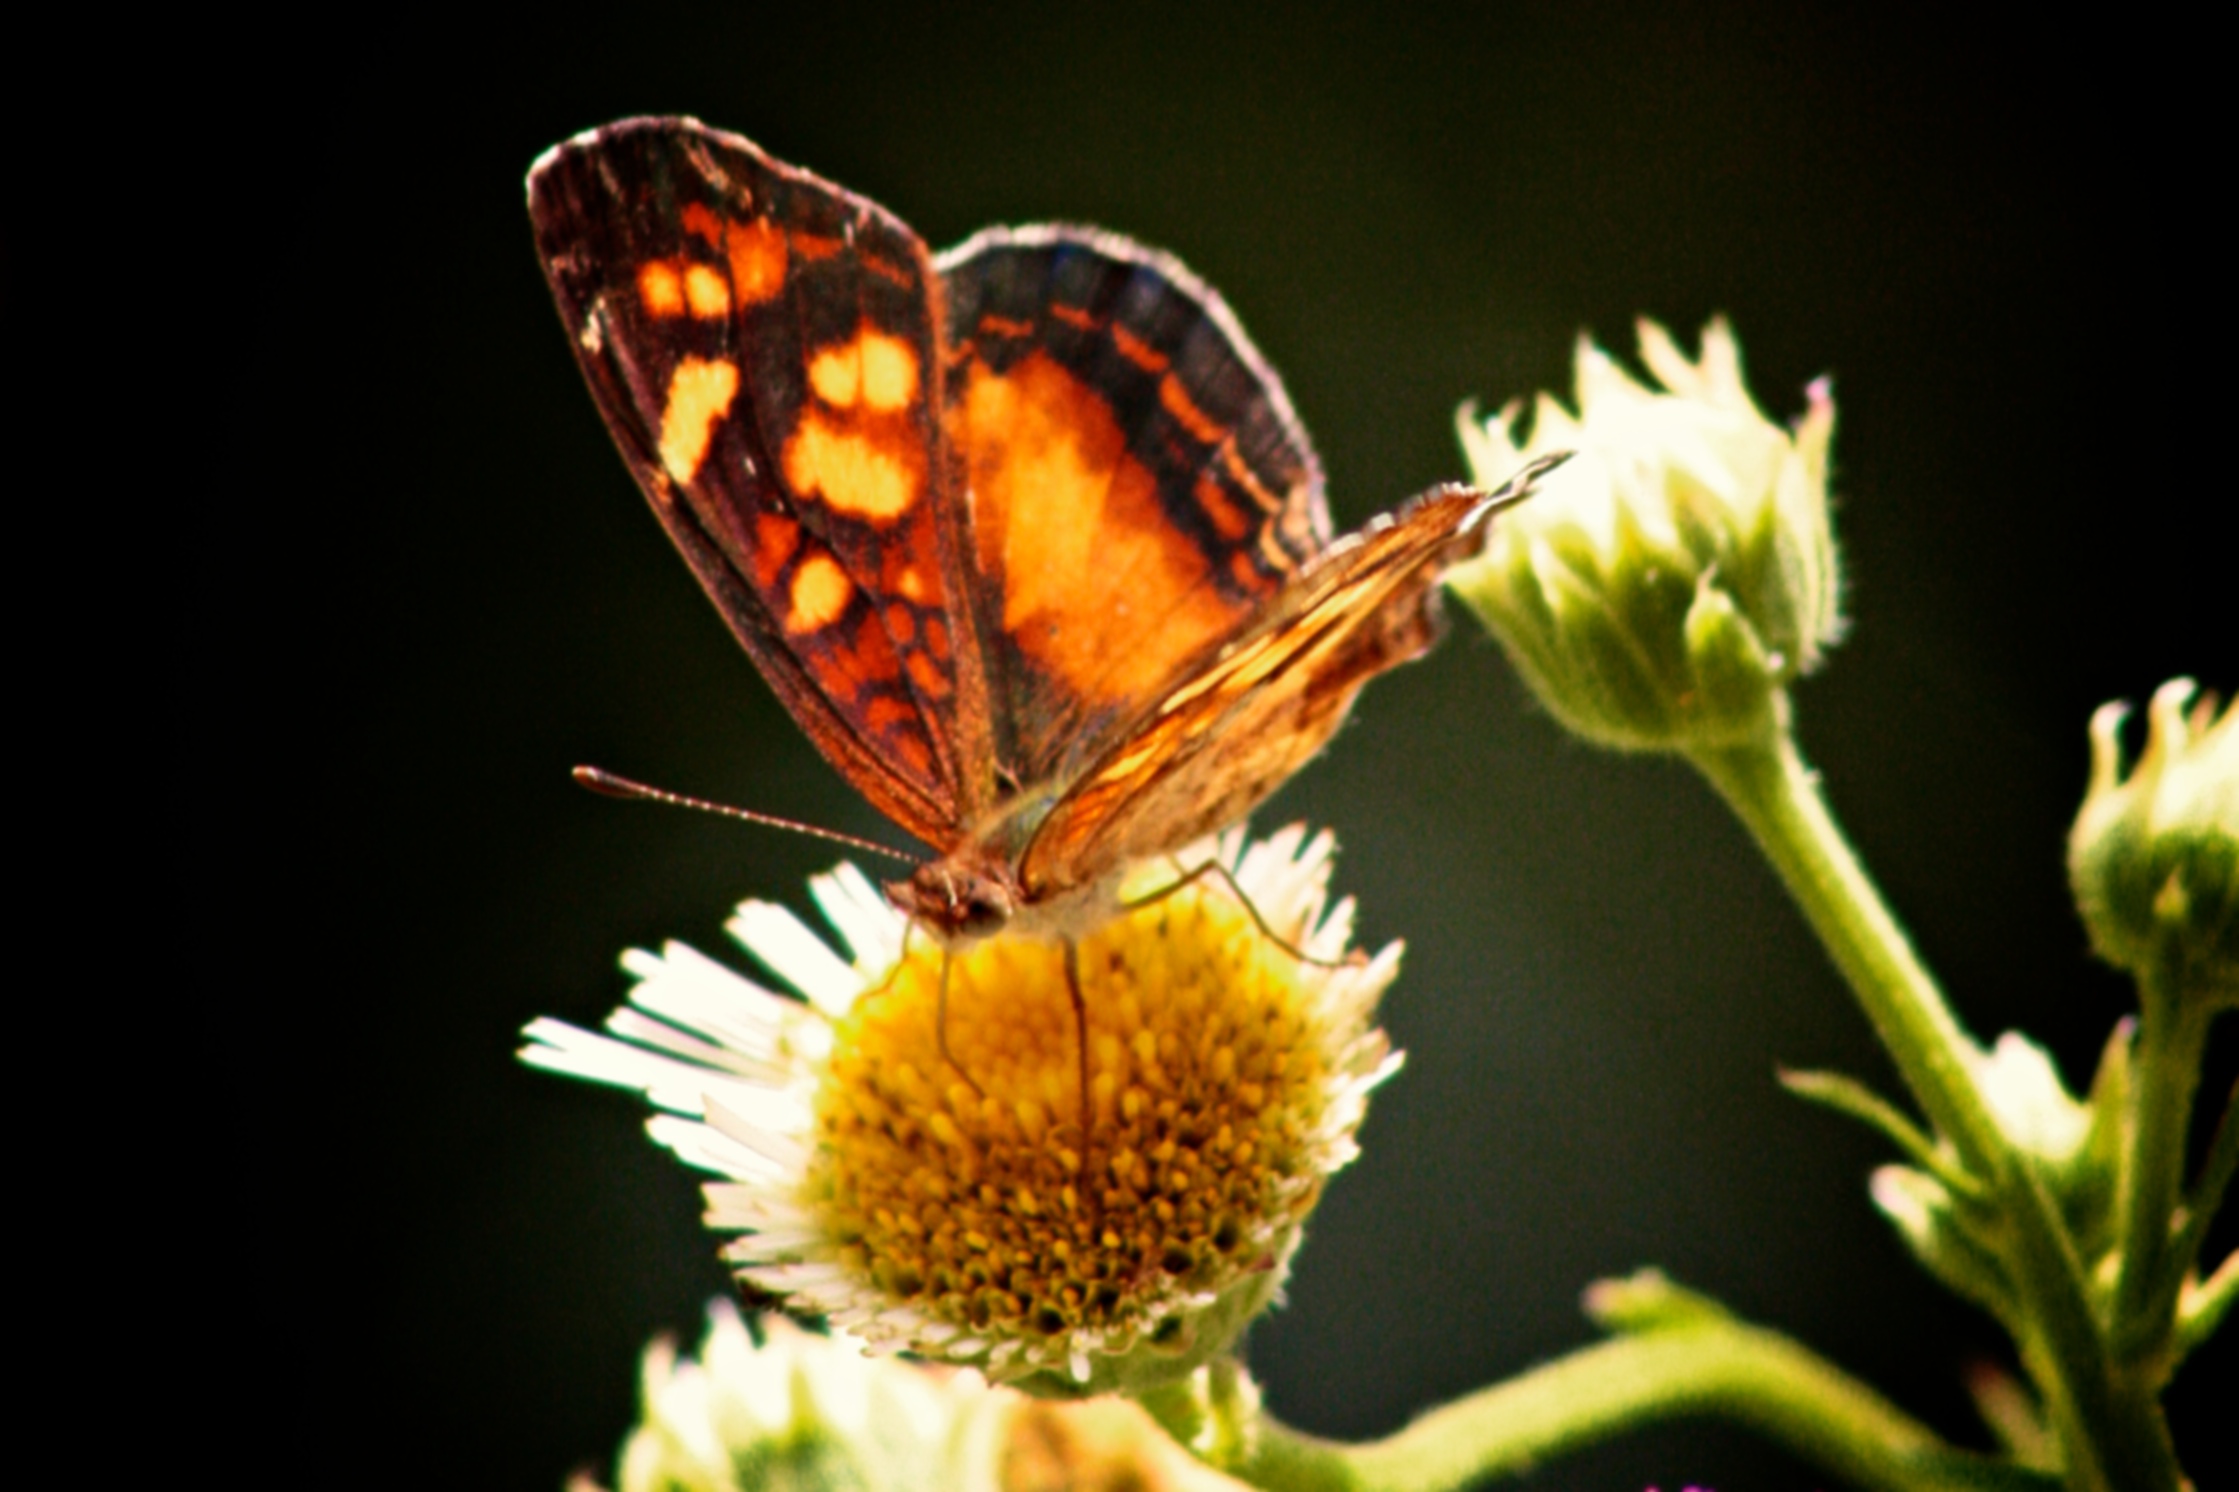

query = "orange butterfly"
[529,118,1554,941]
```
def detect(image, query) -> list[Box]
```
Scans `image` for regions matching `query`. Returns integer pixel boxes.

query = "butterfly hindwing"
[529,117,976,850]
[936,227,1332,788]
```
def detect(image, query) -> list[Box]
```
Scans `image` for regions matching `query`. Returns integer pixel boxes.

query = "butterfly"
[529,117,1556,942]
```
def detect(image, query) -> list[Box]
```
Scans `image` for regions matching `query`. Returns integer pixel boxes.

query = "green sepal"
[1681,576,1781,745]
[2061,1020,2135,1271]
[1779,1066,1981,1199]
[1582,1267,1731,1333]
[1871,1164,2019,1326]
[1965,1361,2060,1474]
[2174,1248,2236,1360]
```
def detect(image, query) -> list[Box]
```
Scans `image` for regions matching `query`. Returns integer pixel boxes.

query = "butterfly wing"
[935,227,1331,793]
[1018,470,1554,899]
[529,117,981,850]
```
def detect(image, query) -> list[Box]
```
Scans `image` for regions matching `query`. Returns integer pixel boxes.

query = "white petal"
[810,861,907,973]
[626,942,811,1053]
[645,1114,793,1182]
[600,1009,782,1082]
[727,900,865,1016]
[518,1020,772,1118]
[703,1095,812,1173]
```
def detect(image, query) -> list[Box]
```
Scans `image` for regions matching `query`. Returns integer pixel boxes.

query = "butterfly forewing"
[529,118,976,850]
[936,227,1332,787]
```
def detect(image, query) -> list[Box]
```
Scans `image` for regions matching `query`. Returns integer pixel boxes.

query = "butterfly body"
[530,118,1553,941]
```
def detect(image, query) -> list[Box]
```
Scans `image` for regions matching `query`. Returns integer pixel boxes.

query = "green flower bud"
[1450,318,1841,751]
[2067,679,2238,1000]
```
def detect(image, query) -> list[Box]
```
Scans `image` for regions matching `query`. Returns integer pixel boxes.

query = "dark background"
[258,5,2231,1486]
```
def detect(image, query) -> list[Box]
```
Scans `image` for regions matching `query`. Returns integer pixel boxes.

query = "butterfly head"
[886,860,1022,943]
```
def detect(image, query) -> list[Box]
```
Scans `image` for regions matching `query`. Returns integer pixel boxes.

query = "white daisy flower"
[574,1303,1000,1492]
[571,1300,1262,1492]
[522,825,1403,1397]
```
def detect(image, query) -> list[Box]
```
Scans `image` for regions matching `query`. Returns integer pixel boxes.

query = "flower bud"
[2068,679,2237,999]
[1450,318,1840,751]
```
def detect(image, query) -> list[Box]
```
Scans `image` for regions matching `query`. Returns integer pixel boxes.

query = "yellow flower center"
[808,882,1341,1351]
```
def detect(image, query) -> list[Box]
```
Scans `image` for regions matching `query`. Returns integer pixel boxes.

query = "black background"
[249,5,2232,1486]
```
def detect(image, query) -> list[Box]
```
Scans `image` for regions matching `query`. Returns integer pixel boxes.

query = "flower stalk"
[1690,735,2006,1175]
[1145,1274,2052,1492]
[1689,733,2181,1492]
[2113,968,2217,1357]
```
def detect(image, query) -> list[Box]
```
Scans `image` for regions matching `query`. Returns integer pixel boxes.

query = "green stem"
[1227,1309,2049,1492]
[1687,731,2178,1492]
[2171,1079,2238,1290]
[1689,735,2005,1172]
[2114,975,2212,1359]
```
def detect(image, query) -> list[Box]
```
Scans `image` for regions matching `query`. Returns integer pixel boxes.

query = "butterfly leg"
[935,948,987,1099]
[1061,936,1092,1133]
[1123,858,1356,969]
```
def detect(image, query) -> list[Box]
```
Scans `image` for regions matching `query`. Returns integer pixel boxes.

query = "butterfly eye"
[951,900,1010,939]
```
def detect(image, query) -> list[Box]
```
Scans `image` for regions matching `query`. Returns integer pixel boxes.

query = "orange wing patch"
[783,414,921,521]
[808,326,921,412]
[783,325,929,523]
[954,351,1248,711]
[750,512,801,589]
[680,202,789,306]
[1193,473,1252,541]
[1156,375,1226,446]
[637,261,687,317]
[786,553,854,634]
[658,356,740,482]
[637,259,732,318]
[683,263,731,317]
[724,220,787,302]
[1109,324,1168,373]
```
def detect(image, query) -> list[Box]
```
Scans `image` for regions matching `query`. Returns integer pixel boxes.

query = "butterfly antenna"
[572,765,919,864]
